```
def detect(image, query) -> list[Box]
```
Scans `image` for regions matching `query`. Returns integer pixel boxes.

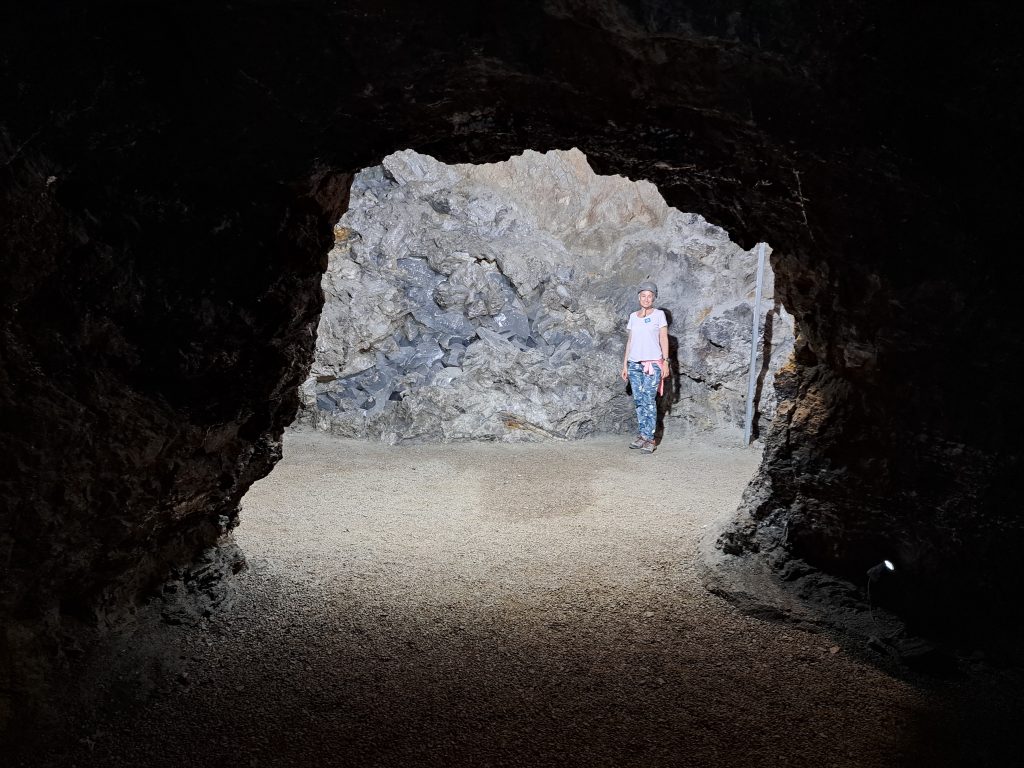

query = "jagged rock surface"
[299,149,793,441]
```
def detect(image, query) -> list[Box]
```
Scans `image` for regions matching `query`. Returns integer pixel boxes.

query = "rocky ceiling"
[2,0,1022,735]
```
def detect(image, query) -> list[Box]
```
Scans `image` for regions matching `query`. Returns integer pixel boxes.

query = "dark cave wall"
[1,0,1021,732]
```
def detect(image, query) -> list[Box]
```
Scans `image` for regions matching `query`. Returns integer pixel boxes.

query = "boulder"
[298,149,794,441]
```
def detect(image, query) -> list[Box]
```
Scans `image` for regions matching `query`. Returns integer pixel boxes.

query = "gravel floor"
[23,428,1022,767]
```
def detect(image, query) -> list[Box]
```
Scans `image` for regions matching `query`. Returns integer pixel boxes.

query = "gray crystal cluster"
[298,149,794,441]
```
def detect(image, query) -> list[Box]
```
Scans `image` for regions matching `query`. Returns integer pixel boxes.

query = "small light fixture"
[865,559,898,630]
[866,559,896,582]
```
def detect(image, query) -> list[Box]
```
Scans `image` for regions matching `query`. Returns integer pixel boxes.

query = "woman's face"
[638,290,655,308]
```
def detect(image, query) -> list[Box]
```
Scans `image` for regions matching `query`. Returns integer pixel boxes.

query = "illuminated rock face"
[1,0,1021,734]
[301,149,793,441]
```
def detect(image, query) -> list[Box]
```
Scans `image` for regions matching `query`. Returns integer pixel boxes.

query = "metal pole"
[743,242,767,445]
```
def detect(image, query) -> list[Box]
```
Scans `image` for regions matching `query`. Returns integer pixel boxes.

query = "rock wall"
[300,149,793,441]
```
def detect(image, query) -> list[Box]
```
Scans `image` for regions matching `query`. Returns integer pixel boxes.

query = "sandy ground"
[22,428,1021,767]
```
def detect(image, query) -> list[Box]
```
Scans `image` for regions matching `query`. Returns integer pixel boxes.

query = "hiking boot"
[641,439,656,453]
[629,436,645,449]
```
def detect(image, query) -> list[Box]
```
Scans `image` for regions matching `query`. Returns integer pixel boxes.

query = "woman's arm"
[659,325,671,377]
[621,330,632,381]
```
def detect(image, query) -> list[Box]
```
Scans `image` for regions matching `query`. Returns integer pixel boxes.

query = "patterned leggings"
[627,361,661,441]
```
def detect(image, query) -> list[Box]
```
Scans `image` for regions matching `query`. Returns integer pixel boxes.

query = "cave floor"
[28,428,1020,767]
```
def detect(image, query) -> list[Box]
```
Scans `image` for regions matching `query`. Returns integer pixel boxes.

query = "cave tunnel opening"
[204,144,953,768]
[212,146,860,763]
[236,144,795,656]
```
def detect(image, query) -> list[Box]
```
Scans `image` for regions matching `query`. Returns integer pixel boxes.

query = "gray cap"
[637,281,658,297]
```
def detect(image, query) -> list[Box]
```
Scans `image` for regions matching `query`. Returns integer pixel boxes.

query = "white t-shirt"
[627,309,667,361]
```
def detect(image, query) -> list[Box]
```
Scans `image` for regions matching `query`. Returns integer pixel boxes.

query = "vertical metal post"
[743,242,767,445]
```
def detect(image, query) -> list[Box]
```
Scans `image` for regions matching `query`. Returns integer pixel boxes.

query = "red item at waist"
[640,359,667,396]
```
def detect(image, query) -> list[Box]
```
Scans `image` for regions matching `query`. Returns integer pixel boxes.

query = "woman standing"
[620,281,670,453]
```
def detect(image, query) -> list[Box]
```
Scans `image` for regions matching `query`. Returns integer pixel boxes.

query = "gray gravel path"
[27,428,1005,767]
